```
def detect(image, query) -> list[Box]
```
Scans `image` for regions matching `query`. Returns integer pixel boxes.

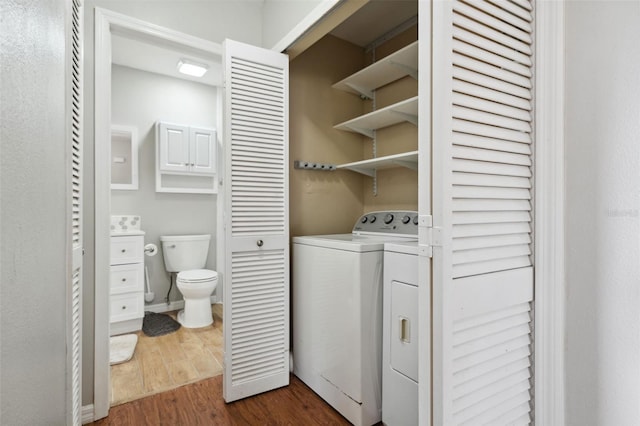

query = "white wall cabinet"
[109,233,144,336]
[157,122,216,175]
[156,121,217,194]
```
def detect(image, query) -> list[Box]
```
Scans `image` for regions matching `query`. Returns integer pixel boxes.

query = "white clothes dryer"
[383,241,419,426]
[292,211,418,426]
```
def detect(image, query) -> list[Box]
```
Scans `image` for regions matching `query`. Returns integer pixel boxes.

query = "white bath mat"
[109,334,138,365]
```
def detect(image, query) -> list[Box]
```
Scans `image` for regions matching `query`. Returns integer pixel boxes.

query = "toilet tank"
[160,234,211,272]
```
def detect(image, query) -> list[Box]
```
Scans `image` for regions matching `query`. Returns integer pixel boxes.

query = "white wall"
[111,65,219,305]
[262,0,332,49]
[0,0,68,424]
[565,1,640,424]
[92,0,264,46]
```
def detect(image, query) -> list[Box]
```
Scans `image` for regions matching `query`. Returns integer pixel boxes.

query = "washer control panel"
[352,211,419,236]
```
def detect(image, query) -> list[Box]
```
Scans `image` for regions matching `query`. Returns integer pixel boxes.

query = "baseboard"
[81,404,94,424]
[144,297,220,314]
[144,300,185,313]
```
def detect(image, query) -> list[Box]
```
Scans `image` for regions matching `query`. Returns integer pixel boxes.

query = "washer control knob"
[368,215,377,223]
[361,216,368,224]
[384,213,394,224]
[413,216,419,225]
[402,215,411,224]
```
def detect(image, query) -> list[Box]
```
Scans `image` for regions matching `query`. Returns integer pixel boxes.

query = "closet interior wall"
[289,26,418,237]
[362,26,418,212]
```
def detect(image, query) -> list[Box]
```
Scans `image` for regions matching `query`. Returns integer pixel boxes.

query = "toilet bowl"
[160,234,217,328]
[176,269,218,328]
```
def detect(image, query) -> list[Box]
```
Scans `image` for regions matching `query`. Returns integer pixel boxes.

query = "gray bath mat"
[142,312,181,337]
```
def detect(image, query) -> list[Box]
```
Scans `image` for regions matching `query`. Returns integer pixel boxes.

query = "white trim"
[144,300,185,313]
[417,1,432,425]
[144,298,220,314]
[534,1,566,425]
[270,0,340,53]
[93,8,223,420]
[81,404,94,424]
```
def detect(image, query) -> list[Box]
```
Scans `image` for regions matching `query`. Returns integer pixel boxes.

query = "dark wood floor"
[90,374,351,425]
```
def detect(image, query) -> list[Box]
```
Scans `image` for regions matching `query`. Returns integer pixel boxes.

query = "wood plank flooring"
[111,305,224,406]
[91,374,351,425]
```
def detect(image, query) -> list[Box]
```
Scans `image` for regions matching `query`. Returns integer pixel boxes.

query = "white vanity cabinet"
[157,121,216,175]
[109,232,144,336]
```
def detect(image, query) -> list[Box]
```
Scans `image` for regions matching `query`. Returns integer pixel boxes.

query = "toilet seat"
[177,269,217,283]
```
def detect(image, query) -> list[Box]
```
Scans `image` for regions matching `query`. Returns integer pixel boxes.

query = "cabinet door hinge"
[418,214,442,258]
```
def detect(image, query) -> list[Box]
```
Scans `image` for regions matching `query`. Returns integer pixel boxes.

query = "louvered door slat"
[453,93,531,123]
[453,146,531,166]
[454,369,531,415]
[454,68,532,101]
[453,80,531,112]
[453,222,531,239]
[452,133,531,155]
[223,39,289,402]
[452,172,531,188]
[453,40,532,78]
[453,2,532,44]
[453,185,531,199]
[453,26,532,66]
[452,14,532,55]
[462,0,532,32]
[454,357,531,402]
[453,233,531,250]
[452,159,531,177]
[66,1,83,425]
[453,119,532,144]
[433,0,534,423]
[453,106,531,132]
[453,199,531,212]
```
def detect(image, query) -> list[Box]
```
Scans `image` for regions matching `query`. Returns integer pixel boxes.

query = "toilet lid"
[177,269,217,282]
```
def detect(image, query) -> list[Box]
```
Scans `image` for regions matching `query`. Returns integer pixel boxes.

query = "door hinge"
[418,214,442,258]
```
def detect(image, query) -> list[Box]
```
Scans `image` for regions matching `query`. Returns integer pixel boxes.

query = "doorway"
[93,8,224,416]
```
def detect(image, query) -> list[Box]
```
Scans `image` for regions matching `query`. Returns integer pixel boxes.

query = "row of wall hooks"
[293,160,336,171]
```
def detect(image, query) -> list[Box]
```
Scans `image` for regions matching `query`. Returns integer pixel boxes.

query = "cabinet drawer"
[110,264,143,295]
[110,236,143,265]
[110,292,144,323]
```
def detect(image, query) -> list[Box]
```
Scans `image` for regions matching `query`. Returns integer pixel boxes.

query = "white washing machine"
[292,211,418,426]
[383,241,419,426]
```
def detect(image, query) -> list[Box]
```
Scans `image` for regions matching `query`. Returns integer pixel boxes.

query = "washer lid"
[178,269,218,282]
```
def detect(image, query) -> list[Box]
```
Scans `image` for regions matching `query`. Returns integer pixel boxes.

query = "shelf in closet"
[332,40,419,98]
[337,151,418,177]
[334,96,418,138]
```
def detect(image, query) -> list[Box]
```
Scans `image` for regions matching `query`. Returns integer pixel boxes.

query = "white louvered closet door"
[222,39,289,402]
[66,0,83,424]
[431,1,535,424]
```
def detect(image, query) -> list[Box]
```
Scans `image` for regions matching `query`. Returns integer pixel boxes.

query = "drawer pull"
[399,317,411,343]
[121,278,126,282]
[121,249,126,253]
[122,306,127,310]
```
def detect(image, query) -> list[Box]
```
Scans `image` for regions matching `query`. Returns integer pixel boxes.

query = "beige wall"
[289,35,366,237]
[363,27,419,212]
[289,28,419,237]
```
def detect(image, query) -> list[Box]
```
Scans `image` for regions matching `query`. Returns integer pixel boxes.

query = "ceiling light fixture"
[177,59,208,77]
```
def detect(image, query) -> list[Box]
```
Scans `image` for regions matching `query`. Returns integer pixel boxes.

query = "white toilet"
[160,234,218,328]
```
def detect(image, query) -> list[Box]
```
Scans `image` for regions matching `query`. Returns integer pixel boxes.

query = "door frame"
[93,8,222,419]
[533,1,566,424]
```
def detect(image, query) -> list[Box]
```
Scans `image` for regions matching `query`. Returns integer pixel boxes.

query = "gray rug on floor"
[142,312,181,337]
